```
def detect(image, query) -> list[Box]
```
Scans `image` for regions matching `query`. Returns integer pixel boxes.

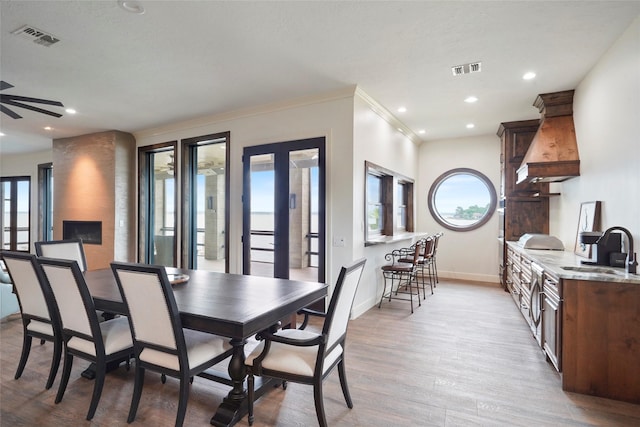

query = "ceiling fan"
[0,81,64,119]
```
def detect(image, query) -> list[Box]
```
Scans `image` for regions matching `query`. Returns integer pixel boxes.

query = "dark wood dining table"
[84,267,327,427]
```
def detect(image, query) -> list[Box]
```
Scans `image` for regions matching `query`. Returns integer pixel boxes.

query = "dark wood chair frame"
[110,262,234,427]
[37,257,133,421]
[247,258,367,427]
[1,251,63,390]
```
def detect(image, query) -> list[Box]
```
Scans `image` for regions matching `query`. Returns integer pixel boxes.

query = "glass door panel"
[288,148,319,282]
[247,154,275,278]
[16,180,30,251]
[150,151,176,266]
[139,144,176,267]
[191,141,227,272]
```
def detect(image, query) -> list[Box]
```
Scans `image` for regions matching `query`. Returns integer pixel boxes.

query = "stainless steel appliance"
[517,233,564,250]
[529,262,544,346]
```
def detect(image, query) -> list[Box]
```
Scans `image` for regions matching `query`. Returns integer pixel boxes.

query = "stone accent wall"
[52,131,136,269]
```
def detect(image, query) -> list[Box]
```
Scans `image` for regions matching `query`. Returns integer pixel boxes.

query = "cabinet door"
[505,199,549,241]
[542,278,561,372]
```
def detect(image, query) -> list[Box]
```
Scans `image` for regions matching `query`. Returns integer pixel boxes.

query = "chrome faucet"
[597,226,637,274]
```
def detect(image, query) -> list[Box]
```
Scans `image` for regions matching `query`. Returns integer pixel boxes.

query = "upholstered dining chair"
[0,251,62,390]
[110,262,233,427]
[35,239,88,272]
[37,257,133,421]
[245,258,366,427]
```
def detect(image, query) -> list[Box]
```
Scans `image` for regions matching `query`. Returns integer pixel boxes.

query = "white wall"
[0,150,52,252]
[135,88,356,302]
[417,135,501,284]
[550,17,639,254]
[351,94,420,317]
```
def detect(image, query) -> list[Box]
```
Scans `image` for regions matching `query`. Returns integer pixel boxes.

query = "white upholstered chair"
[245,258,366,427]
[37,257,133,421]
[35,239,88,272]
[1,251,62,390]
[110,262,233,427]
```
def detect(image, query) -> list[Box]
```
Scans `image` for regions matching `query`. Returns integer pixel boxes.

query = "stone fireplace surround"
[52,130,136,270]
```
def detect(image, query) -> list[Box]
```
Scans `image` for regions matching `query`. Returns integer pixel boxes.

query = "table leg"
[210,338,247,427]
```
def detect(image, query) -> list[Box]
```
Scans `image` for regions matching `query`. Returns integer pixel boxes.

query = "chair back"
[433,232,443,253]
[38,258,99,346]
[35,239,88,273]
[323,258,366,351]
[1,251,54,322]
[110,263,181,352]
[423,236,435,258]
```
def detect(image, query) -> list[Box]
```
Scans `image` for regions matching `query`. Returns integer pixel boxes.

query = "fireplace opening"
[62,220,102,245]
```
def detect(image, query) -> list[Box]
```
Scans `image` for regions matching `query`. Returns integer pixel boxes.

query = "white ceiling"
[1,1,639,155]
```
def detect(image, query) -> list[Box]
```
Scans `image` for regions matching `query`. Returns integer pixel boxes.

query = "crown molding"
[354,86,422,145]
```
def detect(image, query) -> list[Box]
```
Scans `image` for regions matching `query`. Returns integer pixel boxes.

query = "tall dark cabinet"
[497,120,549,288]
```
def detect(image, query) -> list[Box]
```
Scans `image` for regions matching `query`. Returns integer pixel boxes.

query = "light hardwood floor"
[1,278,639,426]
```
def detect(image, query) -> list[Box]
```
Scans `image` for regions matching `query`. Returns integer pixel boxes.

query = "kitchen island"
[506,241,640,404]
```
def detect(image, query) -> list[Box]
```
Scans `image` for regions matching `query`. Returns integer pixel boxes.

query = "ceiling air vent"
[451,61,482,76]
[11,25,60,47]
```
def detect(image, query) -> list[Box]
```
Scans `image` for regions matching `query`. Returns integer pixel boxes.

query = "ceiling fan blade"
[0,94,64,107]
[0,104,22,119]
[1,99,63,118]
[0,81,15,91]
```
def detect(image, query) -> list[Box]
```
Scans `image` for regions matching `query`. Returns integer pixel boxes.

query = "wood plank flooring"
[2,278,639,426]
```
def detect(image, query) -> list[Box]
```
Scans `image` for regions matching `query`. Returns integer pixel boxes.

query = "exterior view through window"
[428,168,496,231]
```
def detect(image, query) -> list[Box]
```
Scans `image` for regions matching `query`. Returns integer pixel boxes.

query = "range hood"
[516,90,580,184]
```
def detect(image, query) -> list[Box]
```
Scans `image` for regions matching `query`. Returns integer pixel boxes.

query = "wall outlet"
[333,236,346,247]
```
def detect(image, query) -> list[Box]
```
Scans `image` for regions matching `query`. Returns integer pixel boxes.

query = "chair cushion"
[139,329,231,371]
[67,317,132,356]
[26,319,54,337]
[245,329,342,377]
[381,262,414,272]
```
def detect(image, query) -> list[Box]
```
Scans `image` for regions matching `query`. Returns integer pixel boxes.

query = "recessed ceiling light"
[466,123,475,129]
[464,96,478,103]
[0,132,5,137]
[65,108,76,114]
[523,71,536,80]
[397,106,407,113]
[44,126,52,131]
[418,129,426,135]
[118,0,145,14]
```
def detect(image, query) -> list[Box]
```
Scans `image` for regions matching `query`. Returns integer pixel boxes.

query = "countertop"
[506,241,640,284]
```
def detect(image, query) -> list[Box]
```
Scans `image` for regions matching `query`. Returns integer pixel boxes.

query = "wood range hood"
[516,90,580,184]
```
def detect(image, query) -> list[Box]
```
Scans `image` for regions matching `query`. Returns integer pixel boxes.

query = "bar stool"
[429,232,443,287]
[379,242,422,313]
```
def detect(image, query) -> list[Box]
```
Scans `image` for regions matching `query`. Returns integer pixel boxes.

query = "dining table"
[84,266,327,427]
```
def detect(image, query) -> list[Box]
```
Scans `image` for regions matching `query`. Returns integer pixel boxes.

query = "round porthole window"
[428,168,497,231]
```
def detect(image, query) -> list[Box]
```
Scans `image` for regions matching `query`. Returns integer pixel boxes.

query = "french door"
[242,137,325,284]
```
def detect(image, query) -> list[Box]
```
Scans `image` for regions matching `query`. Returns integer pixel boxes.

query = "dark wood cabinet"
[497,120,549,287]
[562,279,640,404]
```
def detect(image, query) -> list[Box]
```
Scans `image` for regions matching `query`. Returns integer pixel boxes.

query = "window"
[38,163,53,241]
[396,181,412,232]
[182,132,229,272]
[138,142,177,266]
[1,176,31,251]
[366,173,383,236]
[365,161,414,242]
[428,168,497,231]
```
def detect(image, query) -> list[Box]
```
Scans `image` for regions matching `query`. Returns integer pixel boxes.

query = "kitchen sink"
[561,266,620,275]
